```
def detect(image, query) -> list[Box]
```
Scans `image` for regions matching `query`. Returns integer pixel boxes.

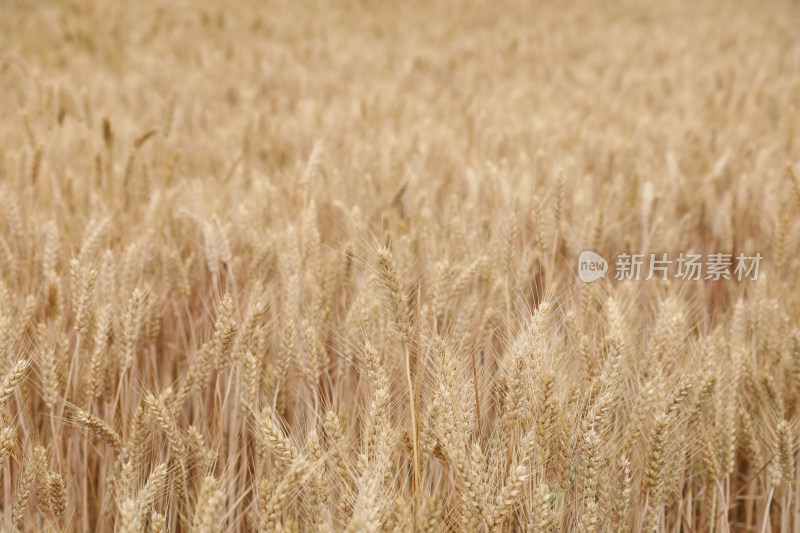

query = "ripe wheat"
[0,0,799,530]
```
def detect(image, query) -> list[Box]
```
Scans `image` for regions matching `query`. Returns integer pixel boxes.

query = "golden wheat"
[0,0,800,530]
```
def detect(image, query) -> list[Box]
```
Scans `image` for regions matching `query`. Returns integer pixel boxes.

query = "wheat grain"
[75,409,122,450]
[0,357,30,405]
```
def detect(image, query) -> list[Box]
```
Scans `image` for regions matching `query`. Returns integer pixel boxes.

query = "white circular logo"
[578,251,608,282]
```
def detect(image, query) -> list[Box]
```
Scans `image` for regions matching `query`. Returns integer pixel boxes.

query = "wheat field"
[1,0,800,531]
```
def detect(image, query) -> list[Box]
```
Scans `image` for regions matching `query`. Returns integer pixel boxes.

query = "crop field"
[1,0,800,531]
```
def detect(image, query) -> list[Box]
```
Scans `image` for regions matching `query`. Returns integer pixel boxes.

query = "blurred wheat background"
[1,0,800,531]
